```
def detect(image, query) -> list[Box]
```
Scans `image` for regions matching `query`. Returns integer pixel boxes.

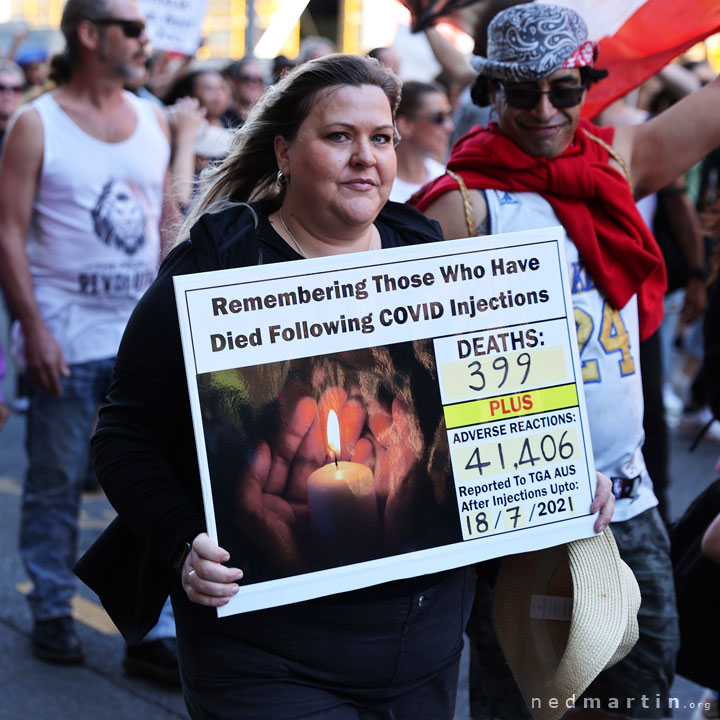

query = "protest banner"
[137,0,207,55]
[174,226,598,616]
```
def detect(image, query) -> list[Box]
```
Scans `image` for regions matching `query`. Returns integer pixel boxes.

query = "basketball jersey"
[484,188,657,522]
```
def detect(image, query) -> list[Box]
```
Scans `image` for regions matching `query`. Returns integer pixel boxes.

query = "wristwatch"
[172,541,192,576]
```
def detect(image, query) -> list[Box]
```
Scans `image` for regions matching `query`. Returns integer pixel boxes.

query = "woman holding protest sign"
[79,54,614,720]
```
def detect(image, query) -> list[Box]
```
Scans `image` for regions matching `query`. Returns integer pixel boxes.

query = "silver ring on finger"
[187,569,196,580]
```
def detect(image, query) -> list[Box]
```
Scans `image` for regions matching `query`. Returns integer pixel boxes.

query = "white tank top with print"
[484,188,657,522]
[12,90,169,366]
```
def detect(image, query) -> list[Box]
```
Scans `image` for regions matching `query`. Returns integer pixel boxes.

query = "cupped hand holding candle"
[235,395,318,576]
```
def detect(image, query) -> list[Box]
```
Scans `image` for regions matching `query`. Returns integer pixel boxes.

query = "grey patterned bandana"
[471,3,594,84]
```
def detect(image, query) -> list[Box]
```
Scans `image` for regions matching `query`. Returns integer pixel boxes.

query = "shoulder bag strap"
[445,169,477,237]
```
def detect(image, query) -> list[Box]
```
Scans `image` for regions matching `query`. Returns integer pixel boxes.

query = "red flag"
[562,0,720,117]
[399,0,720,116]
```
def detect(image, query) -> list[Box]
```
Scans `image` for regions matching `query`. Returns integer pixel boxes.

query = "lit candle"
[307,409,381,564]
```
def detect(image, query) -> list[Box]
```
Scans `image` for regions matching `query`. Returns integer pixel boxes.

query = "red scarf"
[411,119,666,340]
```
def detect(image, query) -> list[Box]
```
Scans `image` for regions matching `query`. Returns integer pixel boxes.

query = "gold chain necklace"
[278,209,375,257]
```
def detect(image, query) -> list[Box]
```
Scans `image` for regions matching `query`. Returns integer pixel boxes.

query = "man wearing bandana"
[413,4,720,719]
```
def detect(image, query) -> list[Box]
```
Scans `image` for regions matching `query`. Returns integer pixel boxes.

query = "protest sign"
[174,226,598,616]
[138,0,207,55]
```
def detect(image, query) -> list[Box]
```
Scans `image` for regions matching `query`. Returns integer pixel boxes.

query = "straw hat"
[493,528,640,720]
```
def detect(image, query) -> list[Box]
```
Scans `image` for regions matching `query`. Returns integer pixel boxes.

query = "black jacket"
[75,201,445,642]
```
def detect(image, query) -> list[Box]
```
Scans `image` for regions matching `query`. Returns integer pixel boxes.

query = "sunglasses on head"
[0,84,23,93]
[497,82,586,110]
[412,110,453,125]
[93,18,146,38]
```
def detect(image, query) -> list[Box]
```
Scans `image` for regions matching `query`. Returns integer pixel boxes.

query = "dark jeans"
[172,566,475,719]
[20,358,115,620]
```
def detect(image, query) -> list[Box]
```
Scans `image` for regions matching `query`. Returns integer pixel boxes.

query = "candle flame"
[327,409,341,459]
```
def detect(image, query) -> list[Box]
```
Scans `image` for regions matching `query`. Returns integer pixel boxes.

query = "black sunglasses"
[498,82,586,110]
[411,110,453,125]
[0,84,23,93]
[237,74,264,84]
[93,18,146,38]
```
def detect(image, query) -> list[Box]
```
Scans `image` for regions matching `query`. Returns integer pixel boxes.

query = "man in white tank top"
[416,5,720,720]
[0,0,176,673]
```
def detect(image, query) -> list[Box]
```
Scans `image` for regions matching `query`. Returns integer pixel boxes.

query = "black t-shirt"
[670,479,720,689]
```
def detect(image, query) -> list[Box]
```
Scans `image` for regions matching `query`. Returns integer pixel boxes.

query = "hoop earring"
[276,170,288,187]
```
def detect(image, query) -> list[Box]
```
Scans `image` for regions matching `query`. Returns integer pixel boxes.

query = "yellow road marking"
[0,475,21,495]
[15,582,120,636]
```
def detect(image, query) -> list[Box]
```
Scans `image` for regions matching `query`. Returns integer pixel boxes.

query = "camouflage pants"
[467,507,679,719]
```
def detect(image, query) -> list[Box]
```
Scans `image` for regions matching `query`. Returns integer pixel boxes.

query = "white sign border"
[173,225,599,616]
